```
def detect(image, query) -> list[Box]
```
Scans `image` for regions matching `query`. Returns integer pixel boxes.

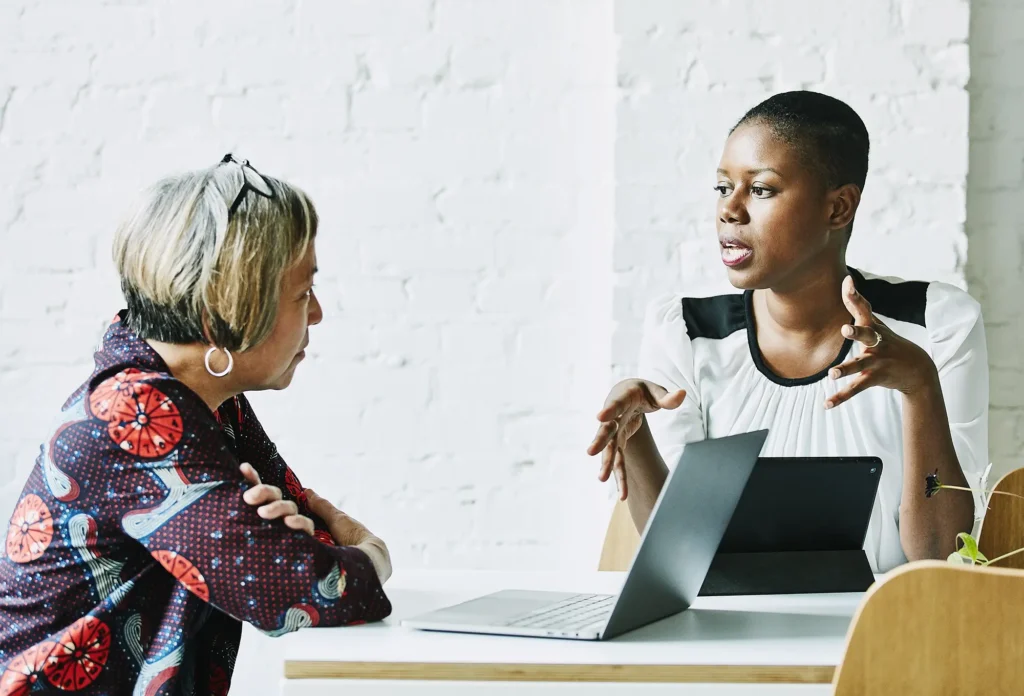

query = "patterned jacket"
[0,313,392,695]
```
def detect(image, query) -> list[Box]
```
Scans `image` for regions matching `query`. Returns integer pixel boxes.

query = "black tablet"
[698,456,883,596]
[717,456,883,554]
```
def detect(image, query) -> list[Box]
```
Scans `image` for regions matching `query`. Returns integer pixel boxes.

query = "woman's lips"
[720,241,753,267]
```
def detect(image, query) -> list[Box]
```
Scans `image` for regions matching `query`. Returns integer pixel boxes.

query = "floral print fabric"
[0,313,391,695]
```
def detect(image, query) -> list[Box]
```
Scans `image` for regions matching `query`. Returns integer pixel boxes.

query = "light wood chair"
[832,560,1024,695]
[597,499,639,571]
[977,467,1024,569]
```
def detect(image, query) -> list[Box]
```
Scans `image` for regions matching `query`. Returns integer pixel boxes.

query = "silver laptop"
[402,430,769,641]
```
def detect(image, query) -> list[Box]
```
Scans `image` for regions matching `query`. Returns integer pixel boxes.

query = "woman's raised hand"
[586,379,686,501]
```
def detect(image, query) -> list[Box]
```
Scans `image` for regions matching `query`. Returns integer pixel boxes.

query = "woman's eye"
[751,186,772,198]
[713,185,731,196]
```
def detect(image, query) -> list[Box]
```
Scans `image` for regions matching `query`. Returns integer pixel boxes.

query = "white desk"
[275,569,862,695]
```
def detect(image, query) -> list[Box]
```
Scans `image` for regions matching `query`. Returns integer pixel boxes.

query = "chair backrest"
[977,467,1024,569]
[832,560,1024,695]
[597,499,640,571]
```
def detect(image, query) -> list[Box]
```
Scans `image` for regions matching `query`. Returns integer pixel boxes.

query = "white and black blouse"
[640,268,989,572]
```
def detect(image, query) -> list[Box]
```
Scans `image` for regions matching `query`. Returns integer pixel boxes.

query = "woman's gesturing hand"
[826,276,940,410]
[586,379,687,501]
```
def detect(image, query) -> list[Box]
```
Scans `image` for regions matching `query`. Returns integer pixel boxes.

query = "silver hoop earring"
[204,346,234,378]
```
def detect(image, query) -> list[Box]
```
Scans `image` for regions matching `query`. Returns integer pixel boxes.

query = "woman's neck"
[758,261,853,339]
[146,340,241,413]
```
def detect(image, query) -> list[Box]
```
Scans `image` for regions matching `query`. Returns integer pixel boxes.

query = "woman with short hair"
[0,155,391,695]
[589,92,988,572]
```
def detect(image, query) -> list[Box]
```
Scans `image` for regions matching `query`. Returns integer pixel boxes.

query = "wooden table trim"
[284,661,836,684]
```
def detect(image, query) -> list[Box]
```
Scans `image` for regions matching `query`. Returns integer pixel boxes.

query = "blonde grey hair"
[113,158,318,352]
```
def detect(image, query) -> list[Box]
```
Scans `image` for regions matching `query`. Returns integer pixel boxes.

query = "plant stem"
[989,490,1024,500]
[982,546,1024,567]
[941,485,1024,501]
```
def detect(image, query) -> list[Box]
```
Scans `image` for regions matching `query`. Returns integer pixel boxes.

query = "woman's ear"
[827,183,862,231]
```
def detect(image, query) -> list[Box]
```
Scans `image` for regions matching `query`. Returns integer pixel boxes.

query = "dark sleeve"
[227,394,335,544]
[119,378,390,635]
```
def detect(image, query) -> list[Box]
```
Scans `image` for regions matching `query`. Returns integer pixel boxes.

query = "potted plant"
[924,468,1024,566]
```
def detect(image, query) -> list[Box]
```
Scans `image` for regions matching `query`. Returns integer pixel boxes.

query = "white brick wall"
[0,0,616,574]
[0,0,1019,690]
[968,0,1024,483]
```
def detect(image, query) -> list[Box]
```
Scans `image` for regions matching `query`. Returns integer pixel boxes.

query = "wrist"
[623,416,654,457]
[356,536,392,583]
[904,363,941,404]
[899,344,940,397]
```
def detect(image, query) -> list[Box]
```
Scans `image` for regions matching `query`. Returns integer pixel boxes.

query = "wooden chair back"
[597,499,639,571]
[833,560,1024,695]
[977,467,1024,569]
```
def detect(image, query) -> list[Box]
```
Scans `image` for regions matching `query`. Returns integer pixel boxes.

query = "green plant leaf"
[955,533,988,564]
[957,532,982,564]
[956,547,976,563]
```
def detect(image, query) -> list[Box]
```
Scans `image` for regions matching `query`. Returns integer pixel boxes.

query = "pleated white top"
[640,269,989,572]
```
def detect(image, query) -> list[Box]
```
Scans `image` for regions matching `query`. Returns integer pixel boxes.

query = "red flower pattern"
[106,383,183,458]
[5,494,53,564]
[152,550,211,603]
[0,640,59,696]
[88,369,154,421]
[283,468,304,500]
[45,616,111,691]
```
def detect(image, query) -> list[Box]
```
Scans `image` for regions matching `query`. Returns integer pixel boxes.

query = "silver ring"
[865,329,882,349]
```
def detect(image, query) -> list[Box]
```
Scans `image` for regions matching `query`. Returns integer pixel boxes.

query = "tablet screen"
[716,457,882,554]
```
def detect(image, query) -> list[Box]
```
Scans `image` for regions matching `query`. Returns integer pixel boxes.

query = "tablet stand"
[698,549,876,596]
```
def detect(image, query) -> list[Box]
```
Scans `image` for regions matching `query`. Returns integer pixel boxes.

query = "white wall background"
[967,0,1024,479]
[0,0,616,573]
[1,0,1019,692]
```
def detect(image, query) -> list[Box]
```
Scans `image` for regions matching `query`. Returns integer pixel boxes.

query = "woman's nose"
[719,195,748,225]
[308,290,324,326]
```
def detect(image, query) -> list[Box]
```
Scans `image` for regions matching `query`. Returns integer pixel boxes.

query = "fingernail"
[842,325,853,337]
[829,369,839,380]
[824,401,834,410]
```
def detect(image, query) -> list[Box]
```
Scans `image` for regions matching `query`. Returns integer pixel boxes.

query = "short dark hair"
[732,90,870,192]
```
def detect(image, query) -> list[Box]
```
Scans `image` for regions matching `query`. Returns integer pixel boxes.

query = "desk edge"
[283,661,836,684]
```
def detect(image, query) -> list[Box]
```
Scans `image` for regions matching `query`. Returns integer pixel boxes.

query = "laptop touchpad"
[425,590,578,625]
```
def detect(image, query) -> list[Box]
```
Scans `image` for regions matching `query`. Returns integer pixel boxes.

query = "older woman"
[0,155,391,695]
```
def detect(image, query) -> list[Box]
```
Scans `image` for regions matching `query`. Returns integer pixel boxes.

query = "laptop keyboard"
[501,593,616,631]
